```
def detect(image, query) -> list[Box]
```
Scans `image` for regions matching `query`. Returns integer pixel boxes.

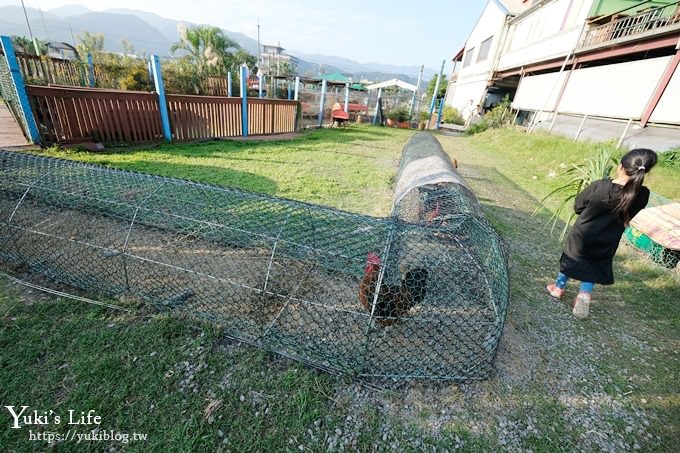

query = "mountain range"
[0,4,437,84]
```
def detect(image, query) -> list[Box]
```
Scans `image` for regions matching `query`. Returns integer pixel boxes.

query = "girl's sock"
[555,272,568,289]
[579,281,594,294]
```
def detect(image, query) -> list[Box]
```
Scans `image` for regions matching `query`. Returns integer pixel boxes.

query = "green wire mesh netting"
[624,192,680,269]
[0,133,509,380]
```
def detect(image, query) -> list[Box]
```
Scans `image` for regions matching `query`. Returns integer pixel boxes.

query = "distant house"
[446,0,680,148]
[260,43,299,76]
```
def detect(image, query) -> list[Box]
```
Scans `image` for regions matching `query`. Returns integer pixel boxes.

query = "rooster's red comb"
[366,252,381,265]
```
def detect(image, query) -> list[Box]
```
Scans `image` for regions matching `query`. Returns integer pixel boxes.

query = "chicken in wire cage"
[0,133,508,380]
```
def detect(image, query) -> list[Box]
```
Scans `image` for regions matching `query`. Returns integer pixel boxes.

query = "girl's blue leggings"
[555,272,594,294]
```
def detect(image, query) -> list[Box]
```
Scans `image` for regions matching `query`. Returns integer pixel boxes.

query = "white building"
[446,0,680,149]
[445,0,529,112]
[260,43,299,76]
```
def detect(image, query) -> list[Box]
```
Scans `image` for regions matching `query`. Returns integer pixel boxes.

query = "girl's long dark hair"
[615,148,657,225]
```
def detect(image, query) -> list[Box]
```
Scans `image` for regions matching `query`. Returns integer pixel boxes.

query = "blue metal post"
[373,87,382,125]
[436,98,445,130]
[150,54,172,142]
[344,83,349,112]
[258,74,263,98]
[147,59,154,85]
[87,53,95,87]
[227,71,232,97]
[0,35,41,144]
[294,76,300,101]
[318,79,327,128]
[428,59,445,117]
[240,64,248,137]
[287,82,292,100]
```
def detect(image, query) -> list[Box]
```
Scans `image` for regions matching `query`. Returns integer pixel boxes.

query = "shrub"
[387,105,411,122]
[464,120,489,135]
[535,144,618,240]
[484,95,513,129]
[442,107,464,125]
[118,67,152,91]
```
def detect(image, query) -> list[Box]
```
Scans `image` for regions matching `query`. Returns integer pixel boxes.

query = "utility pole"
[257,19,261,70]
[409,64,424,117]
[20,0,40,55]
[69,26,76,48]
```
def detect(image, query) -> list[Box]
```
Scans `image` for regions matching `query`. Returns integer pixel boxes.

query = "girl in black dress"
[546,148,658,318]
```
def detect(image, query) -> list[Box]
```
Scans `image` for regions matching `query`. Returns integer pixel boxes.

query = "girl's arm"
[574,181,598,214]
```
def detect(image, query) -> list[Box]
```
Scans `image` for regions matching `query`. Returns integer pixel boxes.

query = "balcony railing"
[580,1,680,48]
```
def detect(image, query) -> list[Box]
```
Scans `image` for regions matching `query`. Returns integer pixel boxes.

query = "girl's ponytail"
[615,148,657,225]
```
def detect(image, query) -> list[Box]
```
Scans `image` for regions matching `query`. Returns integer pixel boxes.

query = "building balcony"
[578,2,680,50]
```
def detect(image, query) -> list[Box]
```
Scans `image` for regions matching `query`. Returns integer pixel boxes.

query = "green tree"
[424,74,448,101]
[77,31,105,62]
[171,25,243,75]
[231,48,256,72]
[121,38,135,59]
[11,35,46,56]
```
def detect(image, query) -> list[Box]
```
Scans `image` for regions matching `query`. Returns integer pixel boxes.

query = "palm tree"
[171,26,241,75]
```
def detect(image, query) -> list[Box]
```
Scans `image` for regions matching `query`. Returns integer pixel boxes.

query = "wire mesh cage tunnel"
[0,134,509,380]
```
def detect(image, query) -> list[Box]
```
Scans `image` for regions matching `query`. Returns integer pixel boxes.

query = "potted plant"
[387,105,411,128]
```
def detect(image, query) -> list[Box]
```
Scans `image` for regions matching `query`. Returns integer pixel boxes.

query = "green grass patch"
[36,125,412,217]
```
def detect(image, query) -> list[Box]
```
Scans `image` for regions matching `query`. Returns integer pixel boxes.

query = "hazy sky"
[4,0,487,71]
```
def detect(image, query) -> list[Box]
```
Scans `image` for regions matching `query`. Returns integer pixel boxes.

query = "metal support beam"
[640,48,680,127]
[87,53,95,87]
[318,79,327,128]
[343,82,349,113]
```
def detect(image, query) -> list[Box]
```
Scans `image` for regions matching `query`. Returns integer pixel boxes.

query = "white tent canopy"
[366,78,418,92]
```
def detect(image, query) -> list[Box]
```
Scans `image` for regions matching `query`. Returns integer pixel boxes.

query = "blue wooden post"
[428,59,445,117]
[294,76,300,101]
[227,71,232,97]
[87,53,95,87]
[150,54,172,142]
[240,64,248,137]
[0,35,41,144]
[318,79,327,128]
[373,88,382,125]
[436,98,445,130]
[344,83,349,113]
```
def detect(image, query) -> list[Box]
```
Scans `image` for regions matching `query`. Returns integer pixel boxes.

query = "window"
[477,36,493,62]
[463,47,475,67]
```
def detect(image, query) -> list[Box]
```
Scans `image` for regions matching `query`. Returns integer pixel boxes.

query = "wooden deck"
[0,102,30,148]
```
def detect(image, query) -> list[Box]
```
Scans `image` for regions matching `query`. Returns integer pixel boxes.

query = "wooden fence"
[27,85,298,145]
[166,94,243,140]
[248,99,297,135]
[17,53,85,87]
[27,85,164,144]
[204,76,229,96]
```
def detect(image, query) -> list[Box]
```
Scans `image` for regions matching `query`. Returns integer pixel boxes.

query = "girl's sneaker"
[546,283,564,299]
[572,292,592,319]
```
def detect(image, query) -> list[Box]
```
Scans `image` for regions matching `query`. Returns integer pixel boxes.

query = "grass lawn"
[1,125,678,451]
